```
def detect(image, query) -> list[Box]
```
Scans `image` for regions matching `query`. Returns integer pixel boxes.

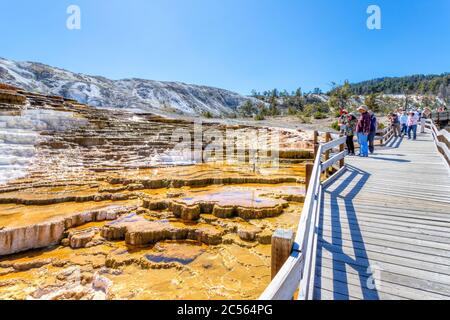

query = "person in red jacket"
[356,105,371,157]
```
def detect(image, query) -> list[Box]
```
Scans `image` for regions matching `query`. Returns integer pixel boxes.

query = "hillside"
[0,57,258,117]
[343,74,450,97]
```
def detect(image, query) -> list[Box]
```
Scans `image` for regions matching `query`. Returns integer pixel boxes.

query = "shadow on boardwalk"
[385,136,403,149]
[314,165,380,300]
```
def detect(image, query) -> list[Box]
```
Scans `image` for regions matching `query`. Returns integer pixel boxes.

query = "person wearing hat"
[338,109,349,135]
[356,105,371,157]
[345,113,358,156]
[407,110,419,140]
[389,112,401,138]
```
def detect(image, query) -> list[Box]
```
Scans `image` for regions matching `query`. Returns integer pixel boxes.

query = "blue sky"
[1,0,449,94]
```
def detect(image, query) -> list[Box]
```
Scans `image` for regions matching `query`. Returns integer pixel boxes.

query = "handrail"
[431,111,450,122]
[260,135,347,300]
[425,119,450,166]
[381,126,395,145]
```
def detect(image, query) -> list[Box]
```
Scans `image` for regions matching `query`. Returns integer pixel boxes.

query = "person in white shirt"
[399,111,408,137]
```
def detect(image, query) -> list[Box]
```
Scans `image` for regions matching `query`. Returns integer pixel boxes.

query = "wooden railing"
[259,134,347,300]
[380,126,396,145]
[425,119,450,166]
[431,111,450,124]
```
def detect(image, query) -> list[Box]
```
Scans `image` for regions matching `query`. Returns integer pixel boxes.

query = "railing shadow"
[368,157,411,163]
[314,165,379,300]
[386,136,403,149]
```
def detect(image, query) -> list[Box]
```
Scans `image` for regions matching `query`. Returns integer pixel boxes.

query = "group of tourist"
[338,105,433,157]
[338,106,377,157]
[388,109,423,140]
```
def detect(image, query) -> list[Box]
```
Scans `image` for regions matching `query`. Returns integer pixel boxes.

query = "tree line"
[338,73,450,97]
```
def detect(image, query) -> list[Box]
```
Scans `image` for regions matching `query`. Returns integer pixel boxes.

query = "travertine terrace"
[0,85,313,300]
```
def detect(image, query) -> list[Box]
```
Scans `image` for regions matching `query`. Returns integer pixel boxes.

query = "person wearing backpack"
[390,113,401,137]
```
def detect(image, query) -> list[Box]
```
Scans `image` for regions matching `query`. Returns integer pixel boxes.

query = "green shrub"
[313,112,328,120]
[331,120,340,131]
[239,100,256,117]
[202,111,213,119]
[297,114,312,124]
[304,103,330,117]
[254,113,265,121]
[287,106,299,116]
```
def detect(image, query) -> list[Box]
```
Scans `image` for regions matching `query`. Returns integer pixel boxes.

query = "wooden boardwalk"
[313,133,450,300]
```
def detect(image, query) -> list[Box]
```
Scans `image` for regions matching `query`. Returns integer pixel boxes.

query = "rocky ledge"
[0,205,136,256]
[101,214,224,246]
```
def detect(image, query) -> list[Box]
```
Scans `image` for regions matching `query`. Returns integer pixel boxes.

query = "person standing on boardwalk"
[399,111,408,137]
[407,111,419,140]
[368,111,377,154]
[356,105,371,157]
[338,109,349,134]
[345,113,357,156]
[389,113,401,137]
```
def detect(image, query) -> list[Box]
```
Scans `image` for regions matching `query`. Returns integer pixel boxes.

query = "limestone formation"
[27,268,112,300]
[169,191,288,220]
[256,230,273,245]
[0,205,136,256]
[68,228,99,249]
[237,226,262,242]
[101,214,223,246]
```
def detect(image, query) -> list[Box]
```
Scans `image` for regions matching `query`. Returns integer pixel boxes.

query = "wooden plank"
[321,151,346,172]
[314,287,358,300]
[319,225,450,250]
[316,258,450,297]
[313,130,319,158]
[304,163,314,193]
[260,252,304,300]
[339,135,345,168]
[318,237,450,264]
[320,212,450,239]
[314,274,407,300]
[271,229,295,279]
[324,195,450,212]
[316,250,450,285]
[317,265,450,300]
[323,200,450,220]
[298,185,322,300]
[320,210,450,234]
[321,136,346,153]
[318,241,450,275]
[318,227,450,258]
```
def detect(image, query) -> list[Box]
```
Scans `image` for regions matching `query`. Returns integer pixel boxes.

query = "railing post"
[324,132,331,176]
[313,131,319,158]
[271,229,295,280]
[339,134,345,168]
[305,162,314,193]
